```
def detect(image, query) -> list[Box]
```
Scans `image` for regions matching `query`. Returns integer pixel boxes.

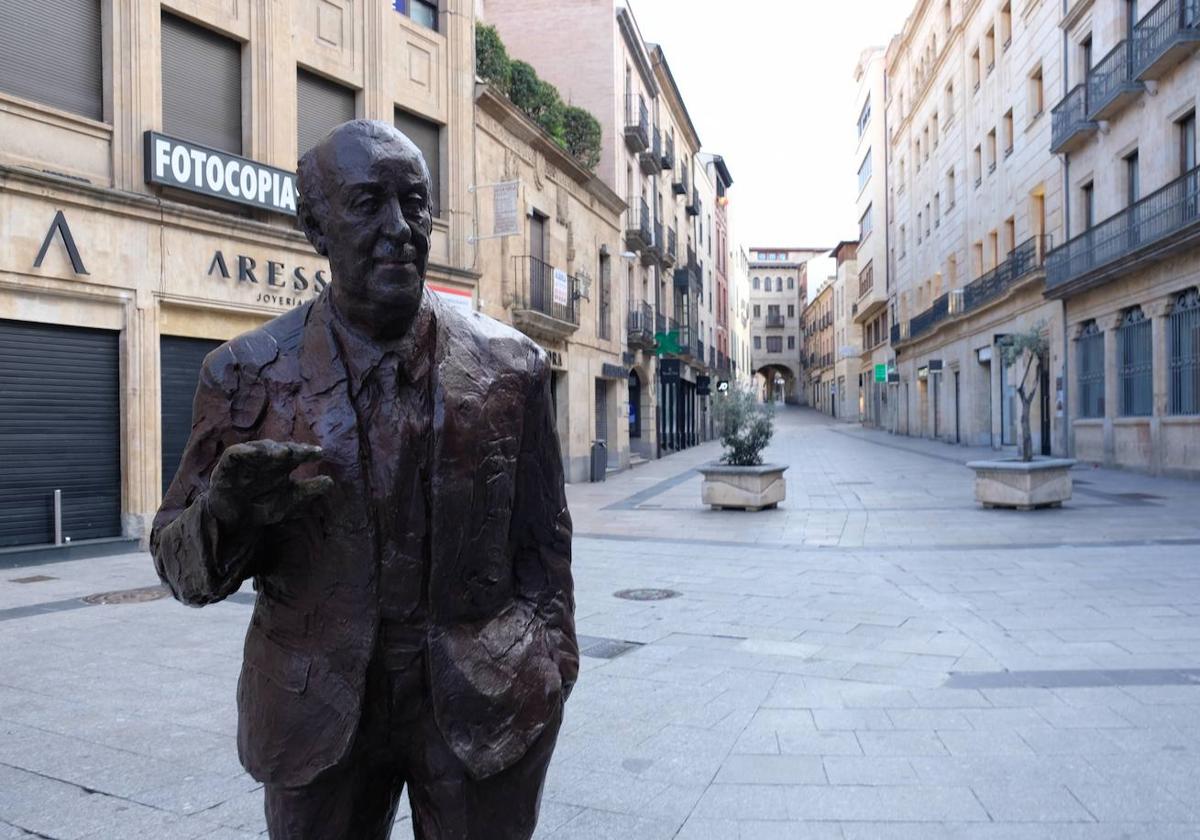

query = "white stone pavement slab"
[2,408,1200,838]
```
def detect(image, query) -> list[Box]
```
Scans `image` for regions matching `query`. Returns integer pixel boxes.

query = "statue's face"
[316,128,433,323]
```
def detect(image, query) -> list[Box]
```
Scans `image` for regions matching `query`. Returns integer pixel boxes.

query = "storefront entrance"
[160,336,223,495]
[0,320,121,548]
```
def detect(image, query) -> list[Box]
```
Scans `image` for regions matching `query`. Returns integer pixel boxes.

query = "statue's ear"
[297,197,328,257]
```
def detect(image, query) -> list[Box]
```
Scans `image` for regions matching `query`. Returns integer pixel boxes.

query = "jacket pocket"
[243,628,311,694]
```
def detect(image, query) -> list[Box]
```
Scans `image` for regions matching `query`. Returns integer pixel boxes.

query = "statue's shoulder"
[202,302,312,390]
[434,296,546,380]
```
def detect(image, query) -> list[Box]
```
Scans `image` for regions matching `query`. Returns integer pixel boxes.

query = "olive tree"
[1000,323,1050,462]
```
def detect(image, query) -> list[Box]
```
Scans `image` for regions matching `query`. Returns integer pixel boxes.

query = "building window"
[985,27,996,71]
[775,277,783,291]
[859,204,874,240]
[297,68,356,158]
[1002,110,1014,157]
[858,150,872,193]
[753,304,761,318]
[767,336,783,353]
[162,13,243,154]
[986,129,997,172]
[598,251,611,340]
[753,335,762,350]
[1078,320,1105,418]
[945,81,955,122]
[788,304,795,317]
[1081,181,1095,231]
[394,0,438,30]
[947,168,956,207]
[1000,3,1013,48]
[2,0,103,120]
[1029,65,1044,119]
[787,277,795,290]
[394,107,443,217]
[1169,287,1200,414]
[753,276,760,290]
[788,336,796,350]
[1178,111,1196,175]
[971,47,981,89]
[857,97,871,138]
[973,146,982,186]
[1118,307,1152,416]
[1125,150,1140,206]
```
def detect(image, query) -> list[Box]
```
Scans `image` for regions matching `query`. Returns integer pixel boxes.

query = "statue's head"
[297,120,433,335]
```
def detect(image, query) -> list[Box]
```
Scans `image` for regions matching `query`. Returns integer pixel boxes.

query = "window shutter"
[0,0,102,119]
[161,13,242,154]
[394,108,442,216]
[297,69,356,160]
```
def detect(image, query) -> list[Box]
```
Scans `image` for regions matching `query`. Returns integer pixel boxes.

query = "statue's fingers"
[292,475,334,503]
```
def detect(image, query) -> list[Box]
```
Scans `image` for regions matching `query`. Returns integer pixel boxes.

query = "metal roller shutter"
[297,69,356,159]
[161,13,242,154]
[0,0,103,120]
[394,108,442,216]
[160,336,222,495]
[0,320,121,548]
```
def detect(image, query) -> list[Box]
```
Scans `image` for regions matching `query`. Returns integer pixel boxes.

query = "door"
[529,213,546,311]
[954,370,961,444]
[594,378,608,446]
[628,370,641,438]
[160,335,222,495]
[0,320,121,547]
[1040,360,1051,456]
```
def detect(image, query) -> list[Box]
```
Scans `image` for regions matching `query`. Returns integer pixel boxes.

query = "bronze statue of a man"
[152,120,578,839]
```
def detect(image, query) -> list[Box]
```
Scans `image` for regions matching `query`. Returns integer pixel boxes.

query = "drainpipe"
[1059,0,1072,458]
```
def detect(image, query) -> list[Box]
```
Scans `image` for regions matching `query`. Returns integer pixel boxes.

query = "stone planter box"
[966,458,1076,510]
[699,463,787,511]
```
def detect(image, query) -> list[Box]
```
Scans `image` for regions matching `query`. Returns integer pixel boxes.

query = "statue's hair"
[296,119,433,256]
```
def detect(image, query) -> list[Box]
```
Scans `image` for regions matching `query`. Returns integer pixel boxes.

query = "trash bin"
[590,440,608,482]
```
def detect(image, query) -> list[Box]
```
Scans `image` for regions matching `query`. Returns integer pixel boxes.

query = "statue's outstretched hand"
[207,440,332,528]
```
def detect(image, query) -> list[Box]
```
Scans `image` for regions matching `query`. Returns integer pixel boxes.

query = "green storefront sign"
[874,363,887,383]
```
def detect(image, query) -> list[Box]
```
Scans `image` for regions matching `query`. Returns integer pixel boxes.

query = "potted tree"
[967,323,1075,509]
[699,384,787,511]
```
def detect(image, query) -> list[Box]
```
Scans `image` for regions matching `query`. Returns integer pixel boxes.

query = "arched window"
[752,276,760,290]
[1169,287,1200,415]
[1117,306,1152,416]
[788,277,795,290]
[775,277,783,291]
[1077,320,1104,418]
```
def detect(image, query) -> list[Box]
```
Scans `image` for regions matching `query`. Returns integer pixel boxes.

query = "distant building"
[748,247,829,403]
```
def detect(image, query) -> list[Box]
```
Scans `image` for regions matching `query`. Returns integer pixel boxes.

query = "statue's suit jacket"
[151,289,578,787]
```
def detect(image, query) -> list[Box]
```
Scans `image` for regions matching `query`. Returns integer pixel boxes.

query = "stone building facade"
[832,241,863,421]
[884,0,1067,453]
[1045,0,1200,477]
[748,247,825,403]
[472,86,628,483]
[805,279,837,413]
[0,0,476,554]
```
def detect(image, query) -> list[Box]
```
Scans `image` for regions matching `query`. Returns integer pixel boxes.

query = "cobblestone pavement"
[3,408,1200,838]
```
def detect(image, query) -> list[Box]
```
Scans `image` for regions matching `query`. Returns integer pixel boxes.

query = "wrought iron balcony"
[1046,164,1200,296]
[672,166,688,197]
[623,94,649,152]
[959,235,1047,313]
[644,219,664,266]
[625,197,652,252]
[626,300,655,349]
[697,338,706,365]
[1087,39,1143,121]
[673,246,701,291]
[1050,84,1097,154]
[765,313,786,328]
[661,133,675,171]
[686,188,701,217]
[890,322,901,345]
[663,226,678,266]
[1134,0,1200,80]
[908,292,950,341]
[640,128,661,175]
[512,256,579,339]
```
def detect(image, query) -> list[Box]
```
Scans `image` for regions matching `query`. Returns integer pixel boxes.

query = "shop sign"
[146,132,298,216]
[696,375,711,396]
[874,363,887,383]
[887,371,900,384]
[539,346,565,370]
[33,210,88,275]
[206,250,328,308]
[928,359,944,374]
[601,363,627,380]
[659,358,681,384]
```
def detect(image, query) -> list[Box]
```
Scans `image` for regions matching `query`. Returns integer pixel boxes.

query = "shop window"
[1,0,103,120]
[394,0,438,30]
[1077,320,1104,418]
[394,107,443,217]
[162,12,243,154]
[1169,288,1200,415]
[1118,307,1152,416]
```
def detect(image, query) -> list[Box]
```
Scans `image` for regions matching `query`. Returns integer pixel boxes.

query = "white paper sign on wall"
[552,268,569,306]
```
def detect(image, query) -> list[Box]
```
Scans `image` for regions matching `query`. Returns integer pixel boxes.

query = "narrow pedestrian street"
[3,408,1200,838]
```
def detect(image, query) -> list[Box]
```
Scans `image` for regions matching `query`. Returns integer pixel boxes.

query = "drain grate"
[81,586,169,606]
[577,634,643,660]
[10,575,57,584]
[614,588,681,602]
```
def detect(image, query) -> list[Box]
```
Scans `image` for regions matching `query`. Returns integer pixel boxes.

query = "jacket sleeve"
[150,353,260,606]
[512,355,579,699]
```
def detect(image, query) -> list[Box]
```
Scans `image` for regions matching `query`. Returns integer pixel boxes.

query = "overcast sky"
[631,0,910,253]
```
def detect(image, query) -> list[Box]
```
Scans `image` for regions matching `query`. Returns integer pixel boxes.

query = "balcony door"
[530,211,547,311]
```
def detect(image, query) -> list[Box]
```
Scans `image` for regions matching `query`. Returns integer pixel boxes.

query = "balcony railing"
[1047,164,1200,293]
[857,263,875,298]
[1087,39,1143,120]
[646,219,664,264]
[673,166,689,197]
[514,256,578,329]
[697,338,706,365]
[908,292,950,341]
[640,128,661,174]
[665,226,678,265]
[1134,0,1200,80]
[686,188,701,216]
[890,322,901,344]
[766,312,785,327]
[1050,84,1096,154]
[961,236,1046,313]
[655,310,667,334]
[661,133,675,171]
[673,246,700,290]
[625,197,651,251]
[623,94,649,152]
[627,300,654,348]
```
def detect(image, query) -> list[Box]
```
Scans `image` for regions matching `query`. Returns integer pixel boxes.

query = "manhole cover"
[81,586,169,605]
[614,588,681,601]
